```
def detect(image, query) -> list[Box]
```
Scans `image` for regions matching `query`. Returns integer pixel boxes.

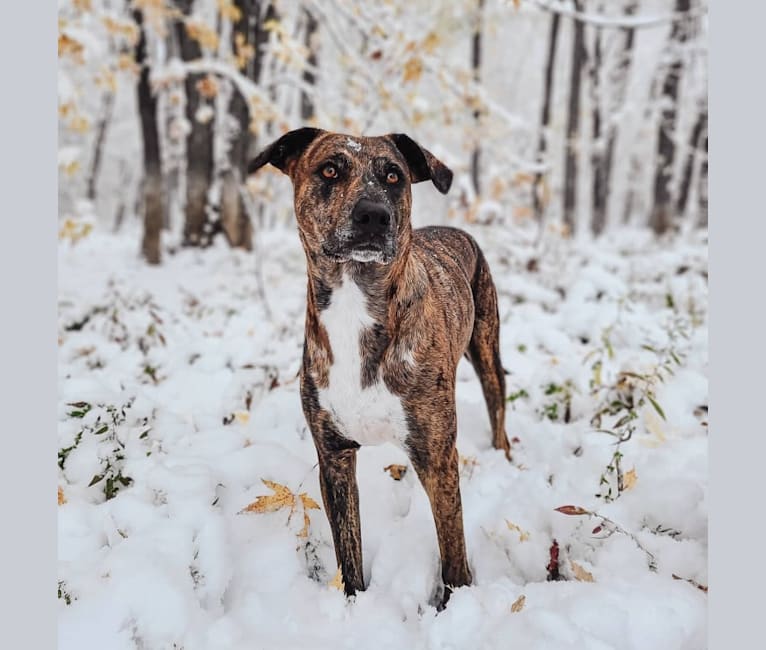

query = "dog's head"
[248,129,452,264]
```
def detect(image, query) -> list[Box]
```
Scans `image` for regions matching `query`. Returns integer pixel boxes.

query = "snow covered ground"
[58,221,708,649]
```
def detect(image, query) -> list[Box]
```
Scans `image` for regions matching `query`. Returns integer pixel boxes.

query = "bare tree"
[601,2,637,229]
[174,0,216,247]
[648,0,692,235]
[86,90,115,203]
[301,7,319,122]
[134,9,164,265]
[532,10,561,222]
[675,105,706,221]
[563,0,586,235]
[470,0,484,197]
[696,122,707,228]
[589,13,606,235]
[219,0,260,250]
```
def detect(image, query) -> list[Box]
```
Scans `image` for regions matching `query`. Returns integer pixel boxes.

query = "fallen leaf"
[570,560,595,582]
[623,468,638,491]
[329,567,344,591]
[554,505,590,516]
[510,594,525,613]
[241,479,295,514]
[234,410,250,425]
[299,493,320,511]
[384,464,407,480]
[58,486,66,505]
[505,520,530,542]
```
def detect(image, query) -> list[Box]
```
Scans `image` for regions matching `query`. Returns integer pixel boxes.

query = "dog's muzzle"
[346,198,395,263]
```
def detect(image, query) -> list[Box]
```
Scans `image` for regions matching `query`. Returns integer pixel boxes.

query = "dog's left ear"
[247,127,323,176]
[386,133,453,194]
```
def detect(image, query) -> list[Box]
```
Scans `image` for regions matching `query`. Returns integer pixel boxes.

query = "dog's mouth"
[322,240,393,264]
[349,244,386,263]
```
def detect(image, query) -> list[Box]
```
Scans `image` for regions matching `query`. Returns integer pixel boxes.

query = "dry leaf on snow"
[241,479,321,538]
[329,567,344,591]
[58,486,67,505]
[623,468,638,491]
[505,520,530,542]
[241,479,296,514]
[570,560,595,583]
[510,594,526,613]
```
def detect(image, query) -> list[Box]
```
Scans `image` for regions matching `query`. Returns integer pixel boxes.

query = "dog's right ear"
[247,127,323,176]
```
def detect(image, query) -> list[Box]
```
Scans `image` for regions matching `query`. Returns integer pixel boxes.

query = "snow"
[58,222,707,649]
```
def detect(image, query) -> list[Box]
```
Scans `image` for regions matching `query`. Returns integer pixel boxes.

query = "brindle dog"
[248,128,511,607]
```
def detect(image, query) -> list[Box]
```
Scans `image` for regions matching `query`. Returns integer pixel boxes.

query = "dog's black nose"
[351,198,391,235]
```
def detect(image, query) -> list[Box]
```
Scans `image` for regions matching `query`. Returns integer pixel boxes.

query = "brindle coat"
[248,128,511,607]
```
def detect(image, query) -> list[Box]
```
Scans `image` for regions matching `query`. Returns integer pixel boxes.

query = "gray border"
[0,2,57,647]
[709,1,766,647]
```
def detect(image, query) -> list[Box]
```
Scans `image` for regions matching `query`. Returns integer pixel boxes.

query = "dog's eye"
[386,171,399,184]
[322,164,338,180]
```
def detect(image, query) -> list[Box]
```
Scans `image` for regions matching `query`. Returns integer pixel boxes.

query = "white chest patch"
[318,275,409,447]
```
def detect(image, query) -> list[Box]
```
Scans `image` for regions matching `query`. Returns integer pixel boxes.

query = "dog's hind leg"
[466,249,512,461]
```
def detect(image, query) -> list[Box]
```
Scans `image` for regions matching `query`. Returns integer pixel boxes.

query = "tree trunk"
[696,125,707,228]
[470,0,484,197]
[134,9,164,265]
[219,0,260,250]
[301,8,318,122]
[86,89,115,202]
[648,0,691,235]
[175,0,215,247]
[589,18,606,235]
[675,107,706,220]
[532,11,560,222]
[602,2,637,227]
[563,0,586,236]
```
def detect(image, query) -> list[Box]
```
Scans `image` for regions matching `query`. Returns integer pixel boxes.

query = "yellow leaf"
[623,468,638,491]
[403,57,423,84]
[505,520,530,542]
[58,33,85,64]
[241,479,295,514]
[296,494,320,538]
[185,19,219,52]
[95,67,118,93]
[58,486,67,506]
[570,560,595,582]
[234,410,249,424]
[510,594,525,612]
[299,493,320,511]
[383,464,407,481]
[61,160,81,177]
[117,53,140,76]
[217,0,242,21]
[67,115,90,134]
[422,31,440,53]
[102,16,139,45]
[329,567,344,591]
[459,454,479,478]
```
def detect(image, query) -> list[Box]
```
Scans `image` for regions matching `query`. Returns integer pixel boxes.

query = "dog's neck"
[304,231,418,328]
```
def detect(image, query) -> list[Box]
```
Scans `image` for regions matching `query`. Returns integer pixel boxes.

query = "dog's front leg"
[407,408,472,607]
[316,442,365,596]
